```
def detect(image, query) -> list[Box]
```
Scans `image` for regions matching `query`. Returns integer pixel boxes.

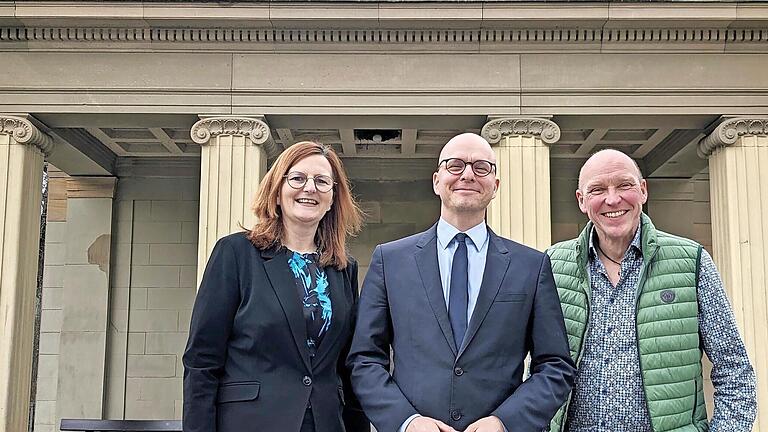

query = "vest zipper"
[634,246,659,430]
[560,276,591,429]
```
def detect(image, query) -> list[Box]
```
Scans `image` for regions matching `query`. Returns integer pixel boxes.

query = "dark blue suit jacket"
[347,224,575,432]
[183,233,368,432]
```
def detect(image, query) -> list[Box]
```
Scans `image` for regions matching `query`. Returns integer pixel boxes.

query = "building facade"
[0,1,766,431]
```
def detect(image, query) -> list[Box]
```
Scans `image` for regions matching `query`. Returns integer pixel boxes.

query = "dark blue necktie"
[449,233,469,349]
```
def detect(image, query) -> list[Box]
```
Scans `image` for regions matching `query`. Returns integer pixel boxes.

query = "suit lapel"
[312,267,347,366]
[415,226,458,355]
[262,248,312,371]
[458,230,510,357]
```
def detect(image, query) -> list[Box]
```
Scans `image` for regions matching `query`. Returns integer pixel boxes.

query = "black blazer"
[183,233,368,432]
[348,224,576,432]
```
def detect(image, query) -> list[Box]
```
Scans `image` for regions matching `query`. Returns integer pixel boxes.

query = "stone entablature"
[1,27,766,46]
[1,2,767,51]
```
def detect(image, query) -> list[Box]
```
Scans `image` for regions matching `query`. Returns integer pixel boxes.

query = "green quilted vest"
[547,213,709,432]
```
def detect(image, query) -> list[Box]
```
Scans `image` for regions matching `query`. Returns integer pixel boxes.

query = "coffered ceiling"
[36,113,717,179]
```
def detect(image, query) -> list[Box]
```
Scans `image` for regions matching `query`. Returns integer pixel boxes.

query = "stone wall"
[105,176,200,420]
[34,227,65,432]
[33,169,67,432]
[350,178,441,282]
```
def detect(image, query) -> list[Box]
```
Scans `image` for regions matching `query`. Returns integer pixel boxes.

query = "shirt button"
[609,297,615,304]
[454,367,464,376]
[302,376,312,386]
[451,410,462,421]
[607,326,614,333]
[601,388,607,395]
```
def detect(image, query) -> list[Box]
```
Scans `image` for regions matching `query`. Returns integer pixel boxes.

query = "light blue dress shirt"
[436,218,490,325]
[399,218,490,432]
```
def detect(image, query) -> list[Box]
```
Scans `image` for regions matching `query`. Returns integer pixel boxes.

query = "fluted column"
[481,117,559,251]
[191,116,277,283]
[0,115,54,432]
[699,117,768,431]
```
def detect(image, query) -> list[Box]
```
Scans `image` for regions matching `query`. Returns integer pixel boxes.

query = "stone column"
[191,116,276,283]
[0,115,54,432]
[56,177,117,421]
[481,117,560,251]
[698,117,768,431]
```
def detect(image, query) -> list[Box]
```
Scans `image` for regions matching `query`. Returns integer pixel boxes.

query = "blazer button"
[454,367,464,376]
[302,376,312,386]
[451,410,462,421]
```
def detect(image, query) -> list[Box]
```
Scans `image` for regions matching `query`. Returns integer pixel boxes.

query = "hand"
[463,416,504,432]
[406,416,458,432]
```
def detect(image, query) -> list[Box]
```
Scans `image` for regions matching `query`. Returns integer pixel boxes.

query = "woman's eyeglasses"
[283,172,336,193]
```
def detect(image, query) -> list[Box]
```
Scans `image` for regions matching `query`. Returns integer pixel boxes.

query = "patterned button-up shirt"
[565,226,756,432]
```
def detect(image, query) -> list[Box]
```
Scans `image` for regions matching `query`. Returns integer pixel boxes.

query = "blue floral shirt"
[288,250,332,359]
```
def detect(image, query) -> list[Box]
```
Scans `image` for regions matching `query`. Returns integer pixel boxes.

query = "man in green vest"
[547,149,756,432]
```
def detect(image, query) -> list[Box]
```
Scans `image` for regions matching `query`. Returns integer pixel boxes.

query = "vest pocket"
[217,382,261,403]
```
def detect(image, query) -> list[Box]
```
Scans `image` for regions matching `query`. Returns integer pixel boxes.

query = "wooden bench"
[60,419,182,432]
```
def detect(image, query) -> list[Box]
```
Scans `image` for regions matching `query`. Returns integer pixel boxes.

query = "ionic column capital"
[0,115,54,156]
[698,117,768,158]
[481,117,561,146]
[190,116,279,156]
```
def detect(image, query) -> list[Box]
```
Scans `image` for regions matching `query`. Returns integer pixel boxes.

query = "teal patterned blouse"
[287,250,332,359]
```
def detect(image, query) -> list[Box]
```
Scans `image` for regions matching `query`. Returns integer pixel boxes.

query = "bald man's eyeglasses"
[438,158,496,177]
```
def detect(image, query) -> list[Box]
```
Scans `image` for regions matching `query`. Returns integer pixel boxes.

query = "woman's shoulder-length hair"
[248,140,363,269]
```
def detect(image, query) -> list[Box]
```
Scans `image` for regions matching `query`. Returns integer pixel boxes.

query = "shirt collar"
[437,218,488,252]
[588,223,643,261]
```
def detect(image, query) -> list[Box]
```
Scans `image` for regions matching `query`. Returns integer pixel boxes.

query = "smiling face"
[433,133,499,226]
[278,154,334,232]
[577,149,647,247]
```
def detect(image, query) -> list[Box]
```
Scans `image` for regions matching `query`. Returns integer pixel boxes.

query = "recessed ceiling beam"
[574,128,609,157]
[339,129,357,155]
[86,127,129,156]
[631,128,674,158]
[149,127,183,155]
[401,129,417,155]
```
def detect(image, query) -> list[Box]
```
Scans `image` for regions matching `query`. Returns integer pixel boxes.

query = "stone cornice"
[2,2,763,27]
[481,117,561,145]
[190,116,279,157]
[1,27,766,48]
[4,2,767,51]
[698,117,768,158]
[0,115,54,155]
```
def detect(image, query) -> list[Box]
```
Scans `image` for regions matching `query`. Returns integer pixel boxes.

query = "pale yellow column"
[191,116,275,283]
[0,115,54,432]
[481,117,560,251]
[699,117,768,431]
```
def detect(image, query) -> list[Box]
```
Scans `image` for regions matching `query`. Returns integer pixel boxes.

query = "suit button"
[302,376,312,386]
[451,410,462,421]
[454,367,464,376]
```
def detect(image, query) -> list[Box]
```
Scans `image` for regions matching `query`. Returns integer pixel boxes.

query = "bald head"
[439,133,495,163]
[578,149,642,190]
